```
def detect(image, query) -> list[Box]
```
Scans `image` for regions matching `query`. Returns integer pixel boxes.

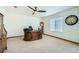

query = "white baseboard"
[7,35,24,39]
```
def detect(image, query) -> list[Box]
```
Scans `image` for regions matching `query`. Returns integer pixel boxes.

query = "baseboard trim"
[7,35,24,39]
[44,33,79,44]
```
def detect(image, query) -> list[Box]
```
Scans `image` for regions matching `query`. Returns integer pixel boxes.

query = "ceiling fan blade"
[32,11,35,15]
[27,6,35,11]
[37,10,46,12]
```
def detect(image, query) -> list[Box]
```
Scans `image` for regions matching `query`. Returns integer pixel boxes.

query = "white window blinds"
[50,17,63,32]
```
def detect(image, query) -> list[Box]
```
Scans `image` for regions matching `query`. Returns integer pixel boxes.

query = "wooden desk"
[23,30,42,41]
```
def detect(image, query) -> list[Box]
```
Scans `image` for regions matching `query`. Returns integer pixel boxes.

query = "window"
[50,17,63,32]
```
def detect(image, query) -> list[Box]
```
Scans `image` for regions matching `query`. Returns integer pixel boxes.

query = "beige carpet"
[4,35,79,53]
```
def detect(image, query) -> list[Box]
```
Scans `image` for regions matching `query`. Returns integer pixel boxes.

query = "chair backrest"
[29,26,33,31]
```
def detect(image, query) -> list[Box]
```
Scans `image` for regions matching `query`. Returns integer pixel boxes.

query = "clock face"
[65,15,78,25]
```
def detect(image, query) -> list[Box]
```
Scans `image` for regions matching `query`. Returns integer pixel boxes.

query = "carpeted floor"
[4,35,79,53]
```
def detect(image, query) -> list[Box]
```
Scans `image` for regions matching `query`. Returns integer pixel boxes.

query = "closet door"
[0,13,3,52]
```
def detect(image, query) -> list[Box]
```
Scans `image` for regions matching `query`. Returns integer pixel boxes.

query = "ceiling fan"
[27,6,46,15]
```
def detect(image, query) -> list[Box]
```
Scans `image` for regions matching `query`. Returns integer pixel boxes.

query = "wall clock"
[65,15,78,25]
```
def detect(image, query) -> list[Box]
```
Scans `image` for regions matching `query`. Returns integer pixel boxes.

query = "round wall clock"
[65,15,78,25]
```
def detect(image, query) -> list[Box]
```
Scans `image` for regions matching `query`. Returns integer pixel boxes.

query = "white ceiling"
[2,6,74,17]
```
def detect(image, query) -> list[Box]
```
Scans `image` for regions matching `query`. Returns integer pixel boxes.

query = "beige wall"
[43,7,79,43]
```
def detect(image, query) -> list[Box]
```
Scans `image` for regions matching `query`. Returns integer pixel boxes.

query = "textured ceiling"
[2,6,74,17]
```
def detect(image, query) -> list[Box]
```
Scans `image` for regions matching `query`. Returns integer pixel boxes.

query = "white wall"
[43,7,79,43]
[4,14,40,37]
[0,7,40,37]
